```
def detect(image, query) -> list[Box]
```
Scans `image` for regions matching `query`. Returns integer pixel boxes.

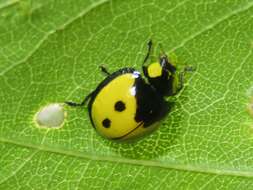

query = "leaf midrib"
[1,137,253,178]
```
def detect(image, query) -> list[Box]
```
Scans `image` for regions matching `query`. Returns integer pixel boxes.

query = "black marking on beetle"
[134,75,169,127]
[102,118,111,128]
[115,101,126,112]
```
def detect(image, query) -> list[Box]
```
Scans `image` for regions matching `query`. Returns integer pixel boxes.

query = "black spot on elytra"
[114,101,126,112]
[102,118,111,128]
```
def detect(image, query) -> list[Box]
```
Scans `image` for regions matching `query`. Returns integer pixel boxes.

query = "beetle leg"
[65,91,94,107]
[143,40,152,66]
[171,66,195,95]
[99,65,111,76]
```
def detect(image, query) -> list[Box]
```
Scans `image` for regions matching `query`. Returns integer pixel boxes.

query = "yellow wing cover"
[90,73,144,139]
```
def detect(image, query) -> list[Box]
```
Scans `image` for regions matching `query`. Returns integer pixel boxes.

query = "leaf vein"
[169,1,253,53]
[1,137,253,178]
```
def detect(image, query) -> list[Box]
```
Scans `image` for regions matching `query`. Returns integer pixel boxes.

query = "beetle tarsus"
[99,65,111,76]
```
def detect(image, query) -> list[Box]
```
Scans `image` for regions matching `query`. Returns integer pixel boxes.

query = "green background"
[1,0,253,189]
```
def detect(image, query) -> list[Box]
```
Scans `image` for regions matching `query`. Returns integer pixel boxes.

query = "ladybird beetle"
[66,41,188,141]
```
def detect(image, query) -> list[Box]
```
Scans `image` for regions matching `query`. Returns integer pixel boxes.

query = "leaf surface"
[1,0,253,189]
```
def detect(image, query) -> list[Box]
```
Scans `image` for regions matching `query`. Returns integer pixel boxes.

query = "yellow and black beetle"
[66,41,188,141]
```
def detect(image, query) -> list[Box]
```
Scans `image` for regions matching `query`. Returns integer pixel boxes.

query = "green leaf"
[1,0,253,189]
